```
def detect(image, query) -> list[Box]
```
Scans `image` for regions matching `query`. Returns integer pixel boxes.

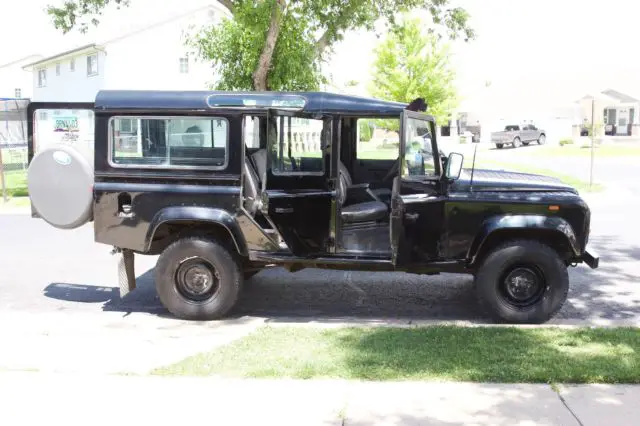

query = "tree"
[369,15,458,127]
[46,0,474,91]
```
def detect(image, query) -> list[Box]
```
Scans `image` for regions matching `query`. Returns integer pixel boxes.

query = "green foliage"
[358,120,373,142]
[559,138,575,146]
[369,15,458,125]
[46,1,474,91]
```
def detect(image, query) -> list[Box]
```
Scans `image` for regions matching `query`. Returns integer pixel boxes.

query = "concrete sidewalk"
[0,372,638,426]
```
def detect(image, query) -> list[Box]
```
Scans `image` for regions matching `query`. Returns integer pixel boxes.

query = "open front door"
[262,109,336,256]
[390,110,445,266]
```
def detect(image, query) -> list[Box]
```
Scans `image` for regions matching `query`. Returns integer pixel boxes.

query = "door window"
[356,118,399,160]
[403,116,438,178]
[270,115,327,175]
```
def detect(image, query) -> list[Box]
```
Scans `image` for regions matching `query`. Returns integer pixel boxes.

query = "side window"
[243,115,262,149]
[356,118,400,160]
[270,116,326,174]
[110,116,228,169]
[403,117,438,178]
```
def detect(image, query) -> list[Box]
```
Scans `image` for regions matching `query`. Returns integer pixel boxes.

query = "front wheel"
[154,237,242,320]
[496,143,504,149]
[474,240,569,324]
[538,134,546,145]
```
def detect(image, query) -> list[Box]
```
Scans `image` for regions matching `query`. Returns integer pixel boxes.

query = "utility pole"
[589,97,596,190]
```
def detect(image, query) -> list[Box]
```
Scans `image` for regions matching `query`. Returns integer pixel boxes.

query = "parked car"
[25,90,598,324]
[491,124,546,149]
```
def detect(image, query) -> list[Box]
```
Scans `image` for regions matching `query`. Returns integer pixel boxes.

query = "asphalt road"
[1,192,638,326]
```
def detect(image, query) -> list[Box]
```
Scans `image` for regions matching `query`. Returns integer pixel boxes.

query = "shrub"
[559,138,574,146]
[358,120,373,142]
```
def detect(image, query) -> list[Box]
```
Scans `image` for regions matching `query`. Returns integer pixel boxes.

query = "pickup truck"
[491,124,546,149]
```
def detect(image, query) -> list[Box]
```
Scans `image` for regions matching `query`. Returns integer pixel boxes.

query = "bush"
[358,120,373,142]
[559,138,574,146]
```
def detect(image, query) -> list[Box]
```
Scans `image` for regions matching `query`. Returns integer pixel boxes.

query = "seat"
[243,155,262,216]
[338,161,387,224]
[341,200,388,224]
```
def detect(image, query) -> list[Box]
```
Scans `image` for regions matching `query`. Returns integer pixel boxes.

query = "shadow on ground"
[42,233,640,324]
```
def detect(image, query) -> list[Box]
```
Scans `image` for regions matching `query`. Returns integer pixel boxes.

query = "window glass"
[111,117,228,169]
[270,116,326,174]
[403,117,438,178]
[243,115,262,149]
[32,108,95,160]
[356,118,399,160]
[87,54,98,76]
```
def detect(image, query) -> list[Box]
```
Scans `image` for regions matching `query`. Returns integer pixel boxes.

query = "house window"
[87,54,98,76]
[37,69,47,87]
[110,116,229,170]
[56,63,61,76]
[14,88,22,98]
[179,57,189,74]
[70,58,75,71]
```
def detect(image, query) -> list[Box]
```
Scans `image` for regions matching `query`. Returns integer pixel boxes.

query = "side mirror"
[445,152,464,180]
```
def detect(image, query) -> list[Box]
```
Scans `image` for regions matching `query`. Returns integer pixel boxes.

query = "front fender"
[467,214,579,264]
[144,206,248,256]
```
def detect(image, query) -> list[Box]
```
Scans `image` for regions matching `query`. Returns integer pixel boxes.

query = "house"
[577,89,640,137]
[21,4,230,103]
[0,54,43,99]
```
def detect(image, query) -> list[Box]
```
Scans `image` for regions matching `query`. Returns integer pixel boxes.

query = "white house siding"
[31,50,107,102]
[0,55,41,99]
[103,11,219,91]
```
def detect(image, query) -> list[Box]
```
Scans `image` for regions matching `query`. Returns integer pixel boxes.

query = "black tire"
[474,240,569,324]
[538,134,546,145]
[522,141,530,146]
[154,237,242,320]
[496,143,504,149]
[512,137,521,148]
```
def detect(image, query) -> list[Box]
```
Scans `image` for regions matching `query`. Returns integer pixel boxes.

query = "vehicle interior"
[241,112,407,258]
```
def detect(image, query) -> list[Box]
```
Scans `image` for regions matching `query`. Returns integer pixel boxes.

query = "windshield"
[403,116,439,178]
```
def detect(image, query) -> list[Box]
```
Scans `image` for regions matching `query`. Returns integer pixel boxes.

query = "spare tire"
[27,144,94,230]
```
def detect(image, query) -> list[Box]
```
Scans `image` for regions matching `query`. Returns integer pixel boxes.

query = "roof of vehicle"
[94,90,410,115]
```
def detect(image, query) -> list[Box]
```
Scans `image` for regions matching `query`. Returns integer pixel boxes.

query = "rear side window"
[110,116,228,169]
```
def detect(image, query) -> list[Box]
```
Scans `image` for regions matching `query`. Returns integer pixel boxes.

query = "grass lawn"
[153,326,640,384]
[0,169,28,197]
[531,145,640,158]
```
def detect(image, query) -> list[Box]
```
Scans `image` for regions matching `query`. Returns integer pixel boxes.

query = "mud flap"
[117,249,136,297]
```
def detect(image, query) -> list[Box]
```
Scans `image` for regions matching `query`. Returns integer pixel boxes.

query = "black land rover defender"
[26,90,598,324]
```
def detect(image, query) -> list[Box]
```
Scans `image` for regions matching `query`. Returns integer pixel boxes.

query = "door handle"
[275,207,294,213]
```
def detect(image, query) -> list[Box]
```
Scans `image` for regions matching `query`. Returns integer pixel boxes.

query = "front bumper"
[581,246,599,269]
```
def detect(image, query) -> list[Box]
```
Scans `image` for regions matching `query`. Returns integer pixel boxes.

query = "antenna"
[469,143,478,191]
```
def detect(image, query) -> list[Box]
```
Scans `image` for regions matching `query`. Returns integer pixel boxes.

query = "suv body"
[26,91,598,324]
[491,124,546,148]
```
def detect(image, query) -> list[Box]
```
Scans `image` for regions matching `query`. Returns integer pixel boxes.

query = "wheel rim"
[175,257,220,302]
[499,265,546,308]
[514,138,520,148]
[539,135,546,144]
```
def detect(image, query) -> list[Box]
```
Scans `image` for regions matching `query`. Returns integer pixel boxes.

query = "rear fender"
[467,214,579,265]
[144,206,248,256]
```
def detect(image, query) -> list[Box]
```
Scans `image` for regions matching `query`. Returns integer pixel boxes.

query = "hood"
[451,168,578,193]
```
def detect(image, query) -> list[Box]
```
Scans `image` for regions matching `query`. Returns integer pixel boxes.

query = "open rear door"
[26,102,95,226]
[262,108,336,256]
[390,110,444,266]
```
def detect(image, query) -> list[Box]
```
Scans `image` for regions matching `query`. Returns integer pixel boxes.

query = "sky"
[3,0,640,115]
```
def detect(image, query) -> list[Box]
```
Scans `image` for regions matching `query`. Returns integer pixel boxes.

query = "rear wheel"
[474,240,569,324]
[512,137,521,148]
[154,237,242,320]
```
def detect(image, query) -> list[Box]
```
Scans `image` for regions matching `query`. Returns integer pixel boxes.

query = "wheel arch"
[144,206,248,257]
[467,215,579,267]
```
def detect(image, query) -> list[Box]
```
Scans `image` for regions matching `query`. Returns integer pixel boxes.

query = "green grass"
[531,145,640,158]
[0,169,28,197]
[153,326,640,383]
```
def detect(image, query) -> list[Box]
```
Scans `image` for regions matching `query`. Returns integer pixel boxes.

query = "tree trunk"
[253,0,285,90]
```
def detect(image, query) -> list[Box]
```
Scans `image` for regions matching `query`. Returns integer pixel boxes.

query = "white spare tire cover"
[28,144,94,230]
